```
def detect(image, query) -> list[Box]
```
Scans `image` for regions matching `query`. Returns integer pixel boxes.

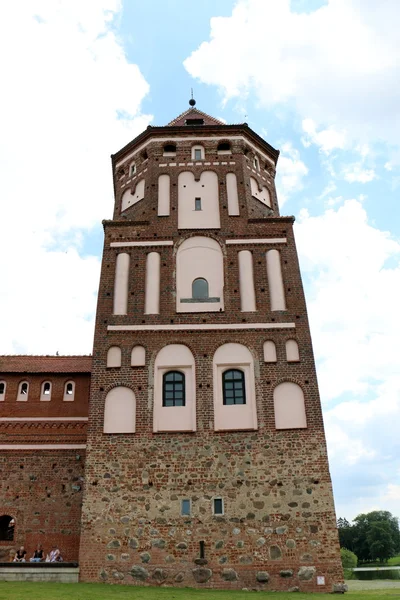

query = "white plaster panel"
[263,341,277,363]
[226,172,240,216]
[158,174,170,216]
[0,381,6,401]
[107,346,122,368]
[145,252,161,314]
[104,386,136,434]
[153,344,196,433]
[108,322,296,331]
[113,253,130,315]
[274,382,307,429]
[178,171,220,230]
[213,343,257,431]
[176,236,224,313]
[250,177,271,208]
[238,250,257,312]
[110,241,173,247]
[121,179,145,212]
[266,249,286,311]
[226,238,286,245]
[131,345,146,366]
[286,339,300,362]
[191,145,205,160]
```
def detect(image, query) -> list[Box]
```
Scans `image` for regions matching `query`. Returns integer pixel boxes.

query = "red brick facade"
[0,107,343,591]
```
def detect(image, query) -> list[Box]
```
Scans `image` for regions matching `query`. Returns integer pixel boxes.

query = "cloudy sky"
[1,0,399,524]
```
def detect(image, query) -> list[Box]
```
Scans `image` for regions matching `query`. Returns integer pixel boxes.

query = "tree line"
[337,510,400,563]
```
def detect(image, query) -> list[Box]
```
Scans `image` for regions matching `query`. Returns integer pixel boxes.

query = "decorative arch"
[286,339,300,362]
[121,179,145,212]
[250,177,271,207]
[273,382,307,429]
[213,343,257,431]
[103,386,136,434]
[131,345,146,367]
[107,346,122,368]
[153,344,196,432]
[178,170,220,229]
[176,236,224,313]
[263,340,277,363]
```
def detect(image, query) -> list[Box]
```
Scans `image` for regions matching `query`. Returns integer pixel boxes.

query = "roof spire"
[189,88,196,107]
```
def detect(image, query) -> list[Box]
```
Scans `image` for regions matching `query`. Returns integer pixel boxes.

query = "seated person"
[30,544,44,562]
[13,545,27,562]
[46,545,63,562]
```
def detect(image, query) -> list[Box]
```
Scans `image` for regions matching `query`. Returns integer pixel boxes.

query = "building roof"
[0,355,92,374]
[167,107,226,127]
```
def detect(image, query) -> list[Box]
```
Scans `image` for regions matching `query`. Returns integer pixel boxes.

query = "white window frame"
[192,145,205,161]
[129,162,136,177]
[40,381,52,401]
[181,499,191,516]
[253,156,259,170]
[17,381,29,401]
[63,380,75,402]
[0,381,6,401]
[212,497,224,516]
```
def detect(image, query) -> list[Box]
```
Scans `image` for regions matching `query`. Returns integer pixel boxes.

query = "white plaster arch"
[158,174,170,216]
[250,177,271,208]
[17,381,29,401]
[176,236,224,313]
[103,386,136,433]
[266,249,286,311]
[226,172,240,216]
[40,381,52,401]
[238,250,256,312]
[263,340,277,363]
[121,179,145,212]
[274,382,307,429]
[178,171,220,230]
[286,339,300,362]
[213,343,257,431]
[107,346,122,368]
[131,345,146,367]
[153,344,196,432]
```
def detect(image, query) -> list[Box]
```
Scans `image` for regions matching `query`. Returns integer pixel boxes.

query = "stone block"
[256,571,270,583]
[192,567,212,583]
[221,568,238,581]
[298,566,316,581]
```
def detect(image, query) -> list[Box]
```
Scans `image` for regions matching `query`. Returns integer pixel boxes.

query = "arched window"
[0,381,6,400]
[17,382,29,401]
[40,381,52,401]
[192,278,209,300]
[63,381,75,401]
[163,143,176,154]
[163,371,185,407]
[0,515,15,541]
[217,141,231,152]
[222,369,246,405]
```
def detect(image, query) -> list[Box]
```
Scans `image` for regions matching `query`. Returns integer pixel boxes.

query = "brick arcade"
[0,104,344,591]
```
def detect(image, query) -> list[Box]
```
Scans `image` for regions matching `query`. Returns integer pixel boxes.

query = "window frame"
[162,370,186,407]
[213,497,224,516]
[194,197,202,211]
[181,499,191,516]
[0,381,6,400]
[192,277,209,300]
[17,381,29,401]
[222,369,246,405]
[63,380,75,402]
[40,381,52,401]
[129,162,136,177]
[191,145,205,161]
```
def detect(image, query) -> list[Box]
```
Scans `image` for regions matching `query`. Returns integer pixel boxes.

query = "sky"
[0,0,399,524]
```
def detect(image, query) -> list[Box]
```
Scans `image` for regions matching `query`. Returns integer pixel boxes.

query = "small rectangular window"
[195,197,201,211]
[130,164,136,176]
[181,499,191,516]
[213,498,224,515]
[194,149,202,160]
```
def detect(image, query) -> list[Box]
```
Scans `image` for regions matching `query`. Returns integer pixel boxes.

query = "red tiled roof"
[0,355,92,374]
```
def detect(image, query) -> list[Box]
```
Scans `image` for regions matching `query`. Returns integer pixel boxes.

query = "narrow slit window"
[129,163,136,177]
[20,383,28,395]
[213,498,224,515]
[253,157,259,170]
[64,381,75,401]
[222,369,246,405]
[43,382,51,395]
[181,499,191,516]
[66,383,73,395]
[194,149,202,160]
[0,382,5,398]
[195,197,201,211]
[162,371,185,407]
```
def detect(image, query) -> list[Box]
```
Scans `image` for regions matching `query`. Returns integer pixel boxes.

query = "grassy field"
[0,583,399,600]
[358,555,400,568]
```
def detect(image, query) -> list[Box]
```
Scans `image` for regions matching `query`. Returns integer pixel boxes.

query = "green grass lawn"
[358,555,400,568]
[0,583,399,600]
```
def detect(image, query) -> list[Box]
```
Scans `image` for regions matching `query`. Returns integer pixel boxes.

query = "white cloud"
[184,0,400,149]
[343,164,376,183]
[275,142,308,205]
[302,118,347,154]
[0,1,151,353]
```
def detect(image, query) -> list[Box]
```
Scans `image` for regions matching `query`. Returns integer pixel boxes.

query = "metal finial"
[189,88,196,107]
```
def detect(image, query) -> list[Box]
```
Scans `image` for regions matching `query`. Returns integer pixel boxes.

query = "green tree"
[367,521,396,563]
[337,517,355,552]
[337,511,400,563]
[340,547,358,569]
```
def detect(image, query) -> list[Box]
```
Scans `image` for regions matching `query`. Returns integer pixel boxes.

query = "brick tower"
[79,103,343,591]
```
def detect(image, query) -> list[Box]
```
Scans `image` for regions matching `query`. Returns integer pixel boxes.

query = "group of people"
[12,544,63,563]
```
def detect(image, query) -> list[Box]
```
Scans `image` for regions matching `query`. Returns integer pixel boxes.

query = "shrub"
[341,547,358,569]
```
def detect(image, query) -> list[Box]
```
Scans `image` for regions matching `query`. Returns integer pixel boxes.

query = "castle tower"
[79,104,343,591]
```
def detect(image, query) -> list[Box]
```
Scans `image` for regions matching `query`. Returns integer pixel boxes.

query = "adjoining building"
[0,103,343,591]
